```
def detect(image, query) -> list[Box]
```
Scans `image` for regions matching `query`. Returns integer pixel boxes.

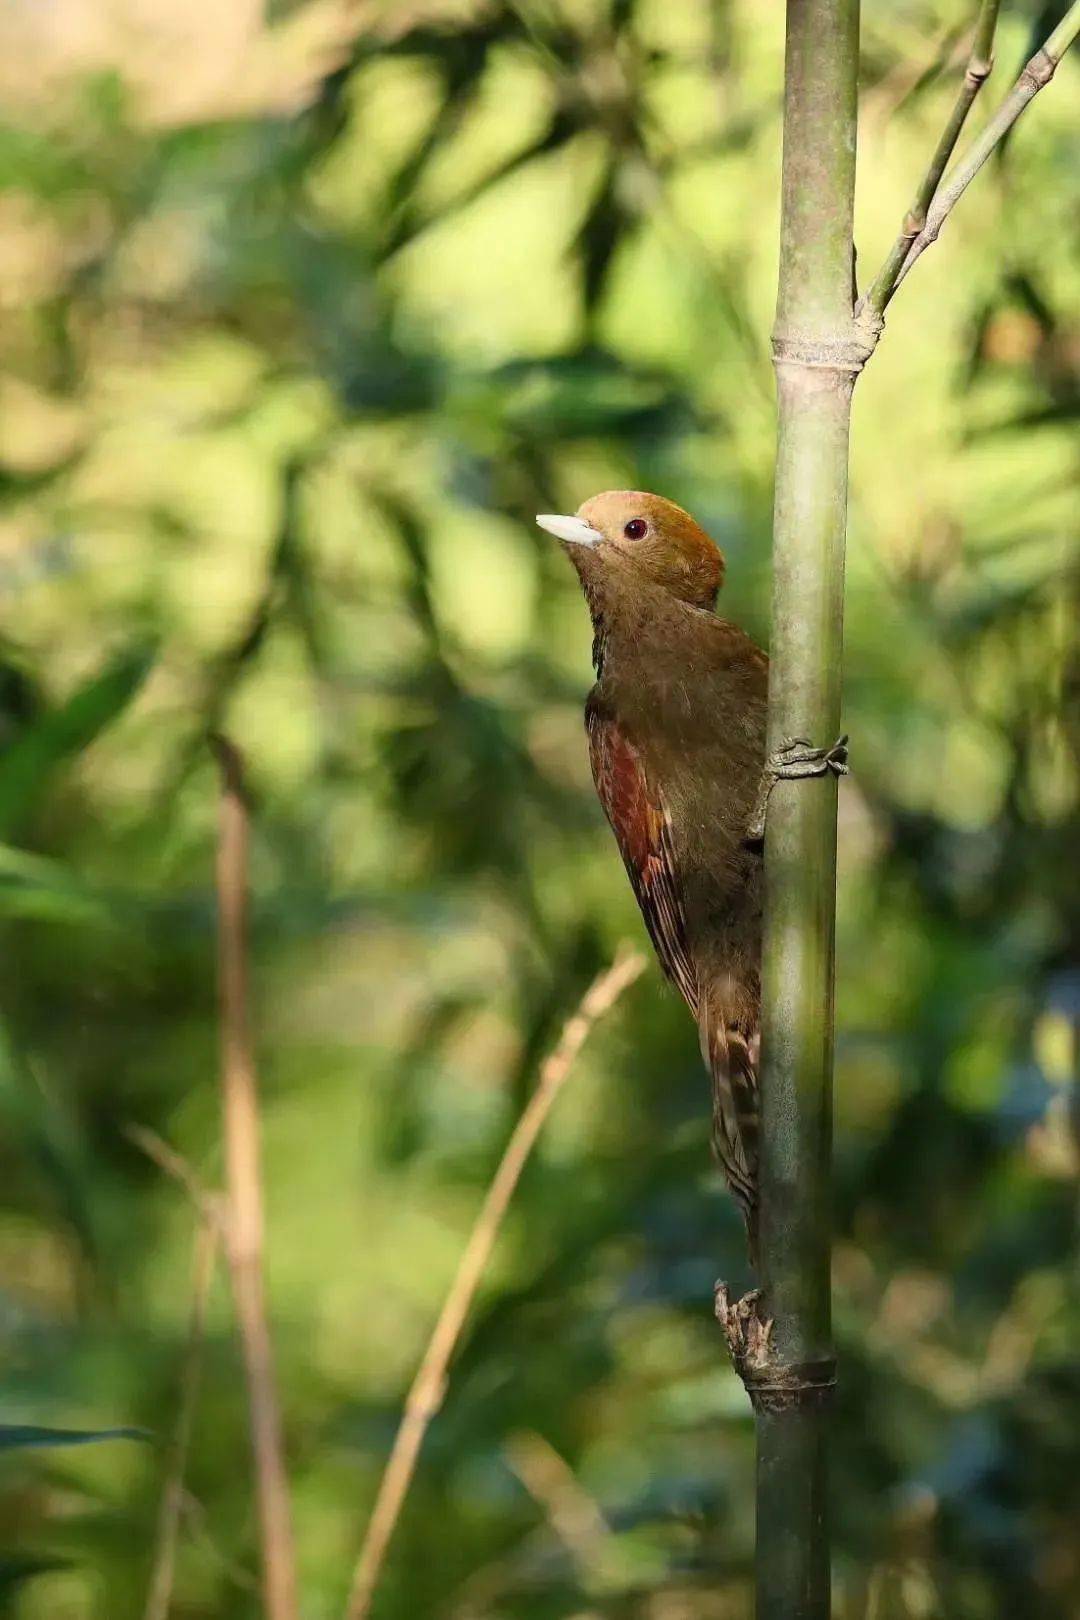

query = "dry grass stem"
[343,946,646,1620]
[143,1220,221,1620]
[504,1430,612,1574]
[212,735,299,1620]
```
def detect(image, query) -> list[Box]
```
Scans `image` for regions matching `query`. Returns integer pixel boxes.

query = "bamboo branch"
[343,947,645,1620]
[143,1221,220,1620]
[885,2,1080,304]
[125,1123,224,1232]
[211,736,299,1620]
[862,0,1001,317]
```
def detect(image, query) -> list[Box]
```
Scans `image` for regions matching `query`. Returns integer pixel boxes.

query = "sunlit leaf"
[0,648,154,840]
[0,845,116,927]
[0,1425,148,1452]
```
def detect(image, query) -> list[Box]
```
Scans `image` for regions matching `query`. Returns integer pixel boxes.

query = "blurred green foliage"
[0,1,1077,1616]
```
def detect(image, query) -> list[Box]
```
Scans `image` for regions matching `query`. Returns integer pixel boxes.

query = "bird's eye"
[623,518,648,540]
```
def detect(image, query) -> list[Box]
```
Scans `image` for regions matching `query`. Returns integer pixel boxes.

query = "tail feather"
[700,1010,760,1259]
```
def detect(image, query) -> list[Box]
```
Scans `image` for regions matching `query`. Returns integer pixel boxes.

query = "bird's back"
[598,601,767,962]
[589,597,768,1241]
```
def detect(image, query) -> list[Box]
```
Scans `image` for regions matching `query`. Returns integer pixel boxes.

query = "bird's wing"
[585,696,699,1015]
[586,686,760,1251]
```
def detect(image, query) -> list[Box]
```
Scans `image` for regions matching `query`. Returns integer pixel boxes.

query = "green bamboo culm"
[757,0,861,1616]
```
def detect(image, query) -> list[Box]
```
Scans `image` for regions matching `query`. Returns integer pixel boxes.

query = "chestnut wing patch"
[586,699,699,1015]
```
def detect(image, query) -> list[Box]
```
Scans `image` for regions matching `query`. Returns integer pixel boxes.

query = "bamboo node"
[1020,47,1056,91]
[770,330,877,373]
[964,55,993,87]
[853,304,886,346]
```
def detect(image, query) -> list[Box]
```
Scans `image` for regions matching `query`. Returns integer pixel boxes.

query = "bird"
[537,491,769,1252]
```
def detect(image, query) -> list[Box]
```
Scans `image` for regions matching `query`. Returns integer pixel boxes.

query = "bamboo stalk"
[740,2,1076,1609]
[211,736,299,1620]
[343,948,644,1620]
[756,1,861,1615]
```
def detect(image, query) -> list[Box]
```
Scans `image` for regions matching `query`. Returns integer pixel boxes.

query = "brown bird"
[538,491,770,1248]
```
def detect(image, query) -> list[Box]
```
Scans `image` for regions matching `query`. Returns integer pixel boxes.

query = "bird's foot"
[715,1282,838,1411]
[714,1283,773,1383]
[745,734,850,843]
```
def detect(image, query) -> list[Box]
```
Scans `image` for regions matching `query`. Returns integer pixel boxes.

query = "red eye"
[624,518,647,540]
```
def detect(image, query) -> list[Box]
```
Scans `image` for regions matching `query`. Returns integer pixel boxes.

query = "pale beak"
[536,513,603,547]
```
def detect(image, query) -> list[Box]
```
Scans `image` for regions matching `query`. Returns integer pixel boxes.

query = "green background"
[0,0,1077,1615]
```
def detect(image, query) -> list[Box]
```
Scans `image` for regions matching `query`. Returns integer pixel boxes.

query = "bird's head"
[536,490,724,611]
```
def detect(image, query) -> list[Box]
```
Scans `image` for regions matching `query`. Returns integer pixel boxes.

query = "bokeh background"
[0,0,1078,1616]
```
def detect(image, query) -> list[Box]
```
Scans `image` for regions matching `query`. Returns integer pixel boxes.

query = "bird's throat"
[569,547,716,690]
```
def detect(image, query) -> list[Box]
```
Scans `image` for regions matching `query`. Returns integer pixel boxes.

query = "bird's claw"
[715,1282,774,1383]
[745,734,850,843]
[771,733,849,779]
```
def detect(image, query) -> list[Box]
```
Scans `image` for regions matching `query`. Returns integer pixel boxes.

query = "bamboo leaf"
[0,647,154,840]
[0,1425,148,1451]
[0,845,117,927]
[0,1555,68,1597]
[381,112,581,259]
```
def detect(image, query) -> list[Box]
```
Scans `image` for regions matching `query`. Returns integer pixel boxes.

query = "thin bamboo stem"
[888,1,1080,301]
[863,0,1000,317]
[212,736,299,1620]
[127,1125,225,1620]
[125,1123,223,1231]
[143,1221,220,1620]
[343,947,645,1620]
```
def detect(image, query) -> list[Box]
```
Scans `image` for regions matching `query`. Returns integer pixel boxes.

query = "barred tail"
[700,1008,760,1261]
